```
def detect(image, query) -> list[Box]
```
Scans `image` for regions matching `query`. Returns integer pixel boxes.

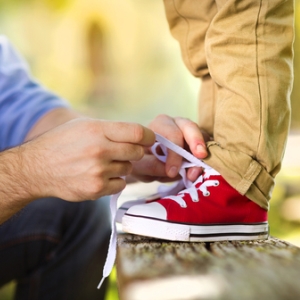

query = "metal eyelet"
[214,181,220,186]
[204,191,210,197]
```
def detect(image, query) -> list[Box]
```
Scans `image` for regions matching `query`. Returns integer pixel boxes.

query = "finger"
[132,174,181,183]
[103,177,127,196]
[149,115,184,178]
[103,121,155,147]
[159,145,183,179]
[144,146,152,155]
[131,154,184,183]
[106,161,133,178]
[108,143,145,162]
[96,134,146,161]
[131,154,167,178]
[186,167,204,182]
[174,117,208,159]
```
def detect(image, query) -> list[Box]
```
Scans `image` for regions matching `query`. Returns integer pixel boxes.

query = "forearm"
[25,107,81,141]
[0,144,38,224]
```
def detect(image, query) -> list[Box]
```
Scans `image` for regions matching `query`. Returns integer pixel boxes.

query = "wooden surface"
[117,233,300,300]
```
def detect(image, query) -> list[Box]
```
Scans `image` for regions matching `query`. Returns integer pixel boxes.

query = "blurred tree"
[86,20,115,105]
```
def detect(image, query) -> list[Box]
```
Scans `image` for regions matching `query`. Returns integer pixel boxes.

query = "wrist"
[1,146,37,198]
[0,145,41,223]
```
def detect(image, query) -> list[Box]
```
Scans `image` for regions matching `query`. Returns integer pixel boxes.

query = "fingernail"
[196,144,207,154]
[168,166,178,178]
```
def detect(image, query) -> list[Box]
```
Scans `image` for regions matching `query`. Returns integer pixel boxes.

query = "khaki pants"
[163,0,294,210]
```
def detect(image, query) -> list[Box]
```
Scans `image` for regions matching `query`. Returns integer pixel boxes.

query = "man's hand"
[131,115,211,183]
[0,117,155,224]
[25,118,155,201]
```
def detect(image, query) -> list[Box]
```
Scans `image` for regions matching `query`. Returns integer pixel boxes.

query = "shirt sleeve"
[0,35,70,150]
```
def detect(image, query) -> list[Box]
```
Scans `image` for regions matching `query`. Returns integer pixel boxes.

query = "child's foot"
[122,169,268,242]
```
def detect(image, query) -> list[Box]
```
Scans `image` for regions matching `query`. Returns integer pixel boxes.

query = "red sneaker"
[122,169,268,242]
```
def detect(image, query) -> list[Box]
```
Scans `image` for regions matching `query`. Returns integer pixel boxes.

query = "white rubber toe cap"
[125,202,167,220]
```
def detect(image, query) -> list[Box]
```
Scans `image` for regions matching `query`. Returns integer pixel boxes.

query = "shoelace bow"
[97,133,214,289]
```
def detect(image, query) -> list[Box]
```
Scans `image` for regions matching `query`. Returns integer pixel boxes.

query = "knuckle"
[112,179,126,194]
[124,145,144,161]
[135,146,145,160]
[166,130,183,146]
[106,178,126,195]
[156,114,169,120]
[125,162,133,175]
[87,145,103,158]
[90,179,105,196]
[83,120,98,135]
[120,162,133,176]
[175,117,199,130]
[148,114,168,128]
[185,121,198,131]
[132,124,145,143]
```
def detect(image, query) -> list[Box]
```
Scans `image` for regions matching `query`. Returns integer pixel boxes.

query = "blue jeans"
[0,197,111,300]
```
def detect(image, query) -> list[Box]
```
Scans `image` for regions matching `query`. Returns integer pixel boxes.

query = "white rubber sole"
[122,214,269,242]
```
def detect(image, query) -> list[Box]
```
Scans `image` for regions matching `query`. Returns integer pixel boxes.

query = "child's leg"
[204,0,294,209]
[163,0,218,136]
[164,0,294,209]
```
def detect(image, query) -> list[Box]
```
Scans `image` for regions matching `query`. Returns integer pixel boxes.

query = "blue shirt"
[0,36,69,151]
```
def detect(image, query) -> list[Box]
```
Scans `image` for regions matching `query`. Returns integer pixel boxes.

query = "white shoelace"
[97,133,213,289]
[166,173,219,207]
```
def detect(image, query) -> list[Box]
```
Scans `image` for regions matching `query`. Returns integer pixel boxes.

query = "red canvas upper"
[155,174,267,225]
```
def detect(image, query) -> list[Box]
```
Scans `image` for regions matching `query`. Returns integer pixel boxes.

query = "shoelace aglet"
[97,276,106,289]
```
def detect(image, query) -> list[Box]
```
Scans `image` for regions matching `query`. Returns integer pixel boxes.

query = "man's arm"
[0,145,38,223]
[24,107,81,142]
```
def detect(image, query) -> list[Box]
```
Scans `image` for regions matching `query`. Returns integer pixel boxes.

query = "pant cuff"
[204,142,273,210]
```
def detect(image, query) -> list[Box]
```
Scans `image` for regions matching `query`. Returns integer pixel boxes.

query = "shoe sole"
[122,214,269,242]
